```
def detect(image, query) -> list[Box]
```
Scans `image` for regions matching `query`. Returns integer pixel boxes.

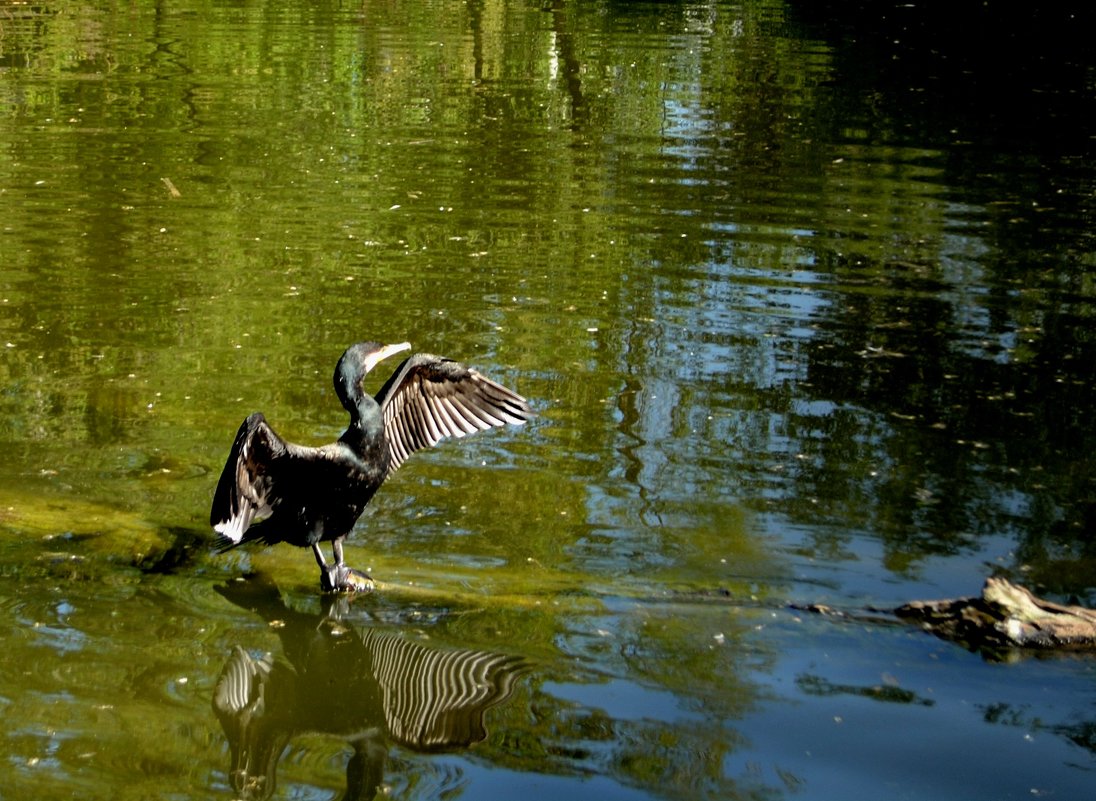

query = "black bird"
[210,341,532,591]
[212,574,526,800]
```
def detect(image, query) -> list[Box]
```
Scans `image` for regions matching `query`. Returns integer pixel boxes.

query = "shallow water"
[2,1,1096,799]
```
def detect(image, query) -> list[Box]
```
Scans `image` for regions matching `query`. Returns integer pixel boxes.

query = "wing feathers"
[441,394,480,435]
[210,413,293,550]
[376,354,533,476]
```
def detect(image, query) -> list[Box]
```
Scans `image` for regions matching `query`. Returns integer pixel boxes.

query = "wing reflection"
[213,575,525,800]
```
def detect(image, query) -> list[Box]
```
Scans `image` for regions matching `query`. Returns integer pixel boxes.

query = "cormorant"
[210,341,532,591]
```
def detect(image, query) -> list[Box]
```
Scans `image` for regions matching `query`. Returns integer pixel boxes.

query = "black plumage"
[210,341,532,591]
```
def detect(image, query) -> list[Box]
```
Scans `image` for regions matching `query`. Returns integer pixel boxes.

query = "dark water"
[3,1,1096,799]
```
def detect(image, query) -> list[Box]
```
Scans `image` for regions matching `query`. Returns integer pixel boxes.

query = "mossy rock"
[0,490,172,579]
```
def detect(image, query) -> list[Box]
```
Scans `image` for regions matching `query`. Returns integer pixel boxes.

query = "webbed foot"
[320,564,375,593]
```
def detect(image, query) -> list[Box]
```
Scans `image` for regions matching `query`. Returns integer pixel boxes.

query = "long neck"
[339,395,386,459]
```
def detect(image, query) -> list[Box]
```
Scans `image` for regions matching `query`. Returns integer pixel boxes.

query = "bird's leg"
[318,536,373,593]
[314,543,343,593]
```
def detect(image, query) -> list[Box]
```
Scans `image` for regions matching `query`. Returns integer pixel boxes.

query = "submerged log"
[895,577,1096,650]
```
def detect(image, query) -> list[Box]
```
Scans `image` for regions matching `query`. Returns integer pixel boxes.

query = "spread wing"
[374,354,533,476]
[209,412,299,548]
[359,627,525,750]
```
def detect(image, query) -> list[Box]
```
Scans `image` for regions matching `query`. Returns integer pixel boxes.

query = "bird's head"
[333,341,412,412]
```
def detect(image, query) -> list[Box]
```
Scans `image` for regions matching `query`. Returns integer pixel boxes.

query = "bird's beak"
[364,341,412,373]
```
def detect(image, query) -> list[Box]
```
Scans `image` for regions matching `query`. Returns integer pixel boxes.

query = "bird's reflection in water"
[212,575,526,800]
